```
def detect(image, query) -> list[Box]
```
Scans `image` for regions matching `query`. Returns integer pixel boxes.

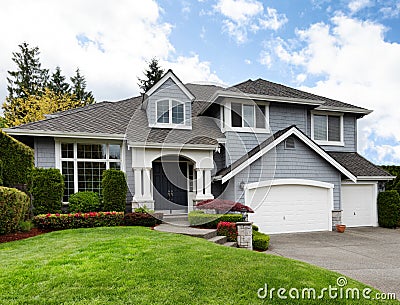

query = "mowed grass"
[0,227,397,305]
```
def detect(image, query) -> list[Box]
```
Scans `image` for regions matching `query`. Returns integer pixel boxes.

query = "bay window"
[60,143,122,202]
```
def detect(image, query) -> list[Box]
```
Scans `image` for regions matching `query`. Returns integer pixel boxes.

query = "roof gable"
[216,126,357,183]
[146,69,195,100]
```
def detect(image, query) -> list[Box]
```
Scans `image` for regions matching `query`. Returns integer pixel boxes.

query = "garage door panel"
[342,184,376,227]
[248,183,331,234]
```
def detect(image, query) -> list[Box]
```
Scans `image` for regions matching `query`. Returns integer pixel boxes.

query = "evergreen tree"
[137,57,164,93]
[70,68,95,106]
[6,42,48,99]
[49,66,70,95]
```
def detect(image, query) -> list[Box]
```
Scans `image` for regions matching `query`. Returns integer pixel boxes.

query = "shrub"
[217,221,237,241]
[0,131,34,186]
[33,212,124,230]
[102,169,127,212]
[18,220,34,232]
[252,224,259,232]
[377,190,400,228]
[30,168,64,215]
[195,199,254,213]
[123,212,162,227]
[134,205,154,213]
[0,186,30,234]
[188,211,243,229]
[252,231,270,251]
[68,192,100,213]
[0,159,3,186]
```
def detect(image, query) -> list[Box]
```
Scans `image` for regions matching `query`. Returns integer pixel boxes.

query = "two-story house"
[5,70,394,234]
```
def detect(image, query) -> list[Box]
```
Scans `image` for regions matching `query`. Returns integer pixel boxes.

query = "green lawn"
[0,227,397,304]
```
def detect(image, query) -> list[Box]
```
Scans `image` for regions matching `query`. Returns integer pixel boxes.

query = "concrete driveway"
[268,227,400,298]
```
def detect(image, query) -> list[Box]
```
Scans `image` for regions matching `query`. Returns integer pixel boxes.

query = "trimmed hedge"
[0,159,3,186]
[68,192,101,213]
[217,221,237,241]
[377,190,400,228]
[252,231,270,251]
[30,168,64,215]
[0,131,34,186]
[188,211,243,229]
[33,212,124,230]
[123,212,162,227]
[0,187,30,234]
[102,169,127,212]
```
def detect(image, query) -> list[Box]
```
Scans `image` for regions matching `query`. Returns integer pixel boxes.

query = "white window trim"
[311,111,344,146]
[55,140,124,202]
[152,98,191,129]
[222,100,270,133]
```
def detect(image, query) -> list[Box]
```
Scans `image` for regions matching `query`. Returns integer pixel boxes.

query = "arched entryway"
[152,155,195,214]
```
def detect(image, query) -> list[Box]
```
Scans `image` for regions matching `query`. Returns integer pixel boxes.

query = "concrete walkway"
[268,227,400,298]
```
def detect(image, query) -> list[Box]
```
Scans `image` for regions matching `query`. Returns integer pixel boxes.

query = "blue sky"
[0,0,399,164]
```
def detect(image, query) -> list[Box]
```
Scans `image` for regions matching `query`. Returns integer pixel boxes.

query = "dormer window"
[156,99,185,125]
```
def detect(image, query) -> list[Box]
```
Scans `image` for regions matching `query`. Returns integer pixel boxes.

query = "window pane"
[61,143,74,158]
[314,115,327,141]
[243,105,254,127]
[157,100,169,123]
[62,161,74,202]
[109,162,121,170]
[172,101,184,124]
[328,116,341,141]
[77,144,106,159]
[78,161,106,193]
[231,103,242,127]
[109,144,121,159]
[255,105,266,128]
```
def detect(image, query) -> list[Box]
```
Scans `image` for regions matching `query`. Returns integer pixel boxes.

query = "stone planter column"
[236,222,253,250]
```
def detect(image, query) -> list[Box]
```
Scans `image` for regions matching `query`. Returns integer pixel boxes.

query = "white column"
[142,168,152,200]
[196,168,204,199]
[204,169,213,198]
[133,168,142,200]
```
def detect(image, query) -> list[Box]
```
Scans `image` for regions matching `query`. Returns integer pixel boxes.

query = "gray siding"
[147,78,192,127]
[269,103,308,133]
[34,137,55,168]
[221,136,342,210]
[224,131,270,165]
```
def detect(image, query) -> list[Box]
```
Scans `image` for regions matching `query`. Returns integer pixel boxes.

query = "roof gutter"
[315,106,372,115]
[356,176,397,181]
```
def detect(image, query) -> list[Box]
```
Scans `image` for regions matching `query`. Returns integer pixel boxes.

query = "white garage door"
[341,183,378,227]
[246,179,333,234]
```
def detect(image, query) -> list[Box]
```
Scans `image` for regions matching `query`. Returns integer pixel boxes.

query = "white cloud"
[0,0,221,107]
[163,54,223,85]
[244,59,252,64]
[214,0,287,43]
[348,0,372,13]
[275,15,400,163]
[258,8,288,31]
[380,2,400,18]
[259,51,272,67]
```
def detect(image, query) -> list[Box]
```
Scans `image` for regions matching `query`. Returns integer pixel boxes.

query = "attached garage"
[246,179,334,234]
[341,182,378,227]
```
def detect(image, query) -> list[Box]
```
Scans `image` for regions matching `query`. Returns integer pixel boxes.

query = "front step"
[222,241,237,247]
[208,235,227,245]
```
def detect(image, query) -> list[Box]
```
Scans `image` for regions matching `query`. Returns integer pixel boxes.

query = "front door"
[153,161,188,212]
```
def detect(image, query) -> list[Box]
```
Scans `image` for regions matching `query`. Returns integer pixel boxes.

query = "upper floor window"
[231,103,266,129]
[156,99,185,125]
[312,113,343,146]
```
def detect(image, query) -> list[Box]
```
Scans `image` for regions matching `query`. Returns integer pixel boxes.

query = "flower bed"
[33,212,124,230]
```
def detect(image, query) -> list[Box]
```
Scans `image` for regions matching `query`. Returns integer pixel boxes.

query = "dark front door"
[153,162,188,211]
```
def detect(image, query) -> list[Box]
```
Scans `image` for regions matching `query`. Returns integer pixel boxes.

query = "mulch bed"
[0,228,53,243]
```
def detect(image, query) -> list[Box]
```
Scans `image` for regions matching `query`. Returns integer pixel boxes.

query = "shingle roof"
[328,152,393,177]
[232,78,368,111]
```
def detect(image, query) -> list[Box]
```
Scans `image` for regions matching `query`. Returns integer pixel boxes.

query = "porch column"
[142,168,152,200]
[204,169,213,198]
[196,168,204,198]
[133,168,142,200]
